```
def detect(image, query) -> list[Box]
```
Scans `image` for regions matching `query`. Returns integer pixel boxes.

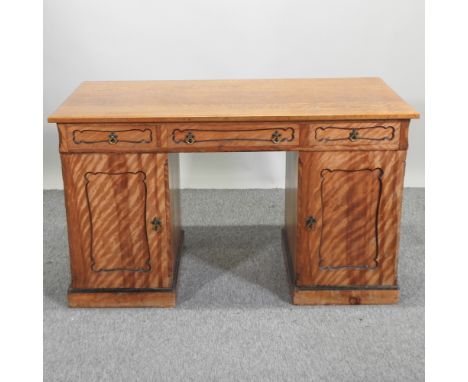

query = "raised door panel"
[85,171,151,272]
[319,168,382,270]
[61,153,172,289]
[296,151,406,287]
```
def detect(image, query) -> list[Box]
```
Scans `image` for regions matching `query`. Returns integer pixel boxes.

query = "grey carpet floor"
[44,189,424,382]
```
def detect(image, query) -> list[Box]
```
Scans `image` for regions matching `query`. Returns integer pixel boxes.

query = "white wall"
[44,0,424,189]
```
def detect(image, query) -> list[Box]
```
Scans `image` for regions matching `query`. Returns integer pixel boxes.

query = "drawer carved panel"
[315,126,395,143]
[172,127,294,145]
[164,123,299,150]
[59,124,158,152]
[74,129,152,145]
[305,122,401,150]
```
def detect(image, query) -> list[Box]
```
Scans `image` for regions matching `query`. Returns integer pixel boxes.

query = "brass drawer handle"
[271,130,282,144]
[348,128,359,142]
[151,218,162,232]
[108,132,118,144]
[306,216,317,230]
[184,132,196,144]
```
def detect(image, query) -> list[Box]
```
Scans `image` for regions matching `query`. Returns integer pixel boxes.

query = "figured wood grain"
[48,78,419,123]
[85,171,151,272]
[58,123,159,153]
[320,168,382,269]
[61,153,172,289]
[296,150,406,287]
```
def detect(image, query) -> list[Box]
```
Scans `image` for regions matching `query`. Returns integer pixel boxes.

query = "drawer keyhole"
[306,216,317,230]
[108,132,118,144]
[151,217,162,232]
[185,132,196,144]
[271,130,282,144]
[348,128,359,142]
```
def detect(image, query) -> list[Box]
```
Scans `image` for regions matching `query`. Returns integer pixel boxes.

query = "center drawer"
[163,123,299,150]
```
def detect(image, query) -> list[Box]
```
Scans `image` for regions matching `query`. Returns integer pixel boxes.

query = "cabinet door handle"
[305,216,317,230]
[151,218,162,232]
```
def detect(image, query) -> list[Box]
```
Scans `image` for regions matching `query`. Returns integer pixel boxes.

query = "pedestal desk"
[48,78,419,308]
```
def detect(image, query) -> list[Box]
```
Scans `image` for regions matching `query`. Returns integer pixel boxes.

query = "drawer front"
[305,122,401,150]
[164,123,299,150]
[59,124,158,152]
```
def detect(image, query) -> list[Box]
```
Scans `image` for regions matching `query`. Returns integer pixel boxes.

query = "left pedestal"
[60,150,182,308]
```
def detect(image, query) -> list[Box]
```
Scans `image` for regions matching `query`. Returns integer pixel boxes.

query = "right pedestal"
[284,149,406,305]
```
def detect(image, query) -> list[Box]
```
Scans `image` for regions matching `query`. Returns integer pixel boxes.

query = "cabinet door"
[61,153,172,289]
[296,151,406,287]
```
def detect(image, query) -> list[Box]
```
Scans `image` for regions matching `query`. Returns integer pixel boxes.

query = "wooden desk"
[49,78,419,307]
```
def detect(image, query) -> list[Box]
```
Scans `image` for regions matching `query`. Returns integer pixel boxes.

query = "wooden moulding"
[281,229,399,305]
[68,231,184,308]
[292,288,399,305]
[68,290,176,308]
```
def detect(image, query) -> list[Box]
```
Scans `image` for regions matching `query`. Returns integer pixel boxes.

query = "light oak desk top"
[49,77,419,123]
